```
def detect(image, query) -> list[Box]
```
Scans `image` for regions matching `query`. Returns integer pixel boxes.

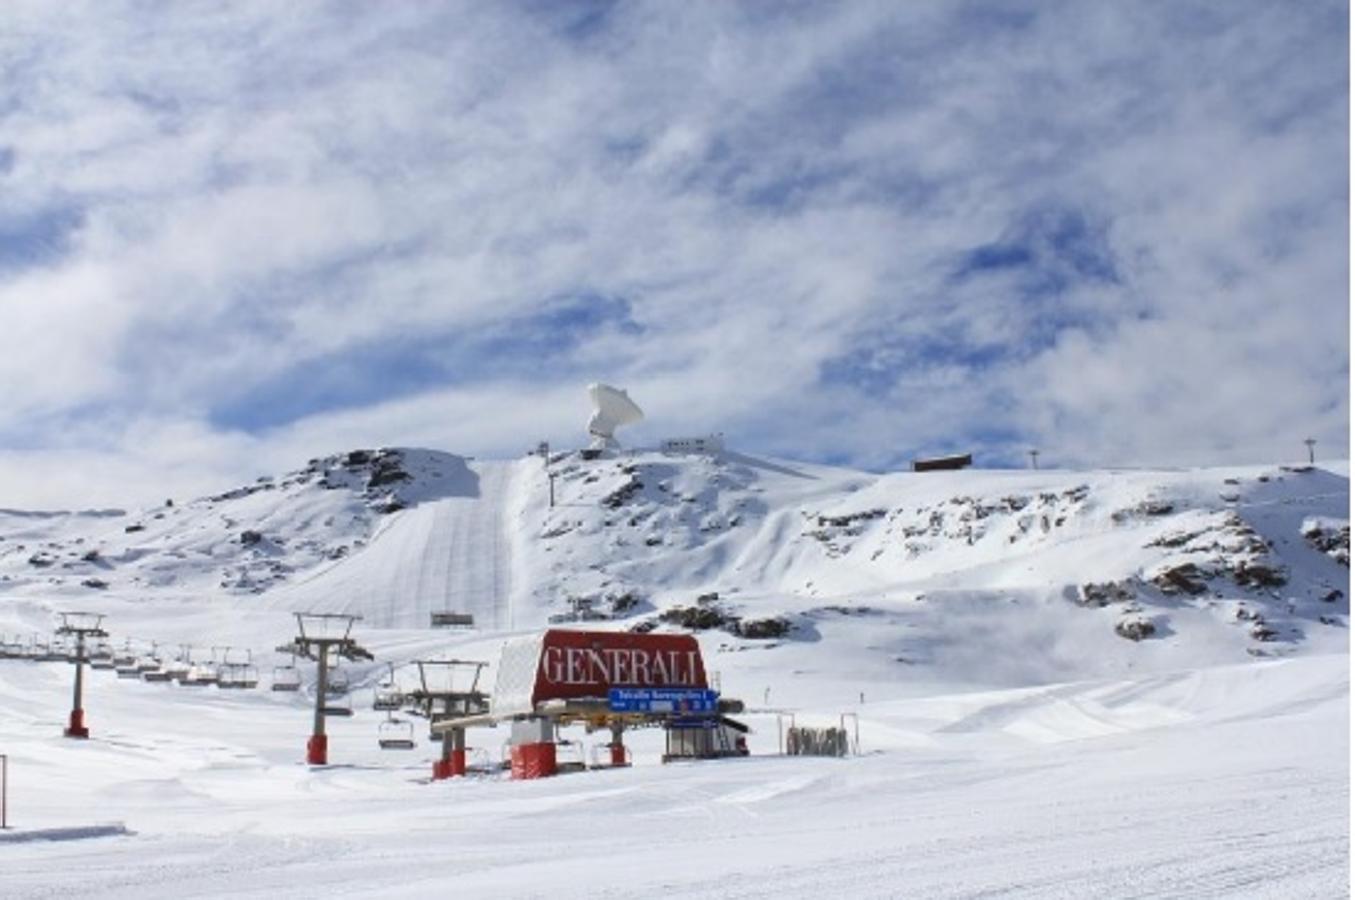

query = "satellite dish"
[587,383,644,450]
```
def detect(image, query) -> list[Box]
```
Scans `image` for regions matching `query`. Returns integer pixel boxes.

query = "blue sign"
[669,716,718,729]
[608,687,719,714]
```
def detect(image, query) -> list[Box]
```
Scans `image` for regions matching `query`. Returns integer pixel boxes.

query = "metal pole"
[308,643,329,765]
[548,471,556,508]
[1,753,7,829]
[66,632,88,738]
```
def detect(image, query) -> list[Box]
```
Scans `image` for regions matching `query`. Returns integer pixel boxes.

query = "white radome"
[587,383,644,449]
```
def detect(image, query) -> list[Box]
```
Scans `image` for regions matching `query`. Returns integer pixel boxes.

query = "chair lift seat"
[378,718,416,750]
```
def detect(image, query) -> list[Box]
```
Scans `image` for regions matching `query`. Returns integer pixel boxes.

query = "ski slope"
[0,651,1345,898]
[269,461,521,630]
[0,449,1346,897]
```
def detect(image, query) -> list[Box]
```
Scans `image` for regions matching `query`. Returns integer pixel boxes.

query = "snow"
[0,653,1344,897]
[0,448,1347,896]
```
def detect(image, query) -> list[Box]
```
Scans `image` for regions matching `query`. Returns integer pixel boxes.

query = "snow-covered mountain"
[0,446,1346,693]
[0,448,1347,897]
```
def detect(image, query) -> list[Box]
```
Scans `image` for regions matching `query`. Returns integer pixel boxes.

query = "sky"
[0,0,1348,508]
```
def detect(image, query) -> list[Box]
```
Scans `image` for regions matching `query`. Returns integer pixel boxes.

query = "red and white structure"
[436,629,738,780]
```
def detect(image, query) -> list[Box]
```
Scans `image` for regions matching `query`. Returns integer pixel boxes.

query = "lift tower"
[57,612,108,739]
[278,613,372,766]
[406,659,489,780]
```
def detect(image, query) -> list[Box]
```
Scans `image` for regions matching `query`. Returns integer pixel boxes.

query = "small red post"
[306,734,327,766]
[65,708,88,740]
[608,721,627,767]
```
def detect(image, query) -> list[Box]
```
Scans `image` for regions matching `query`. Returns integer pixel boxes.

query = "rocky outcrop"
[1303,521,1350,567]
[657,599,793,640]
[1078,580,1136,607]
[1232,561,1287,589]
[1115,617,1156,641]
[1149,563,1209,596]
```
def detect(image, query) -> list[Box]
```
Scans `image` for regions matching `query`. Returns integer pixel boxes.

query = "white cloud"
[0,0,1345,506]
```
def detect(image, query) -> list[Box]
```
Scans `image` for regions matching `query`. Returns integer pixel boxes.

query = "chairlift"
[35,641,66,663]
[326,665,351,696]
[116,640,143,678]
[589,742,633,768]
[271,663,301,692]
[183,658,218,686]
[164,648,192,683]
[372,662,403,711]
[270,647,302,692]
[89,641,115,669]
[377,716,416,750]
[321,692,353,717]
[136,653,161,673]
[112,639,136,668]
[467,747,496,774]
[556,739,587,774]
[218,662,260,690]
[218,663,241,689]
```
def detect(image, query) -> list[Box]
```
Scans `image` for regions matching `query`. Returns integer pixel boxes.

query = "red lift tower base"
[306,734,328,766]
[432,748,466,780]
[64,709,89,739]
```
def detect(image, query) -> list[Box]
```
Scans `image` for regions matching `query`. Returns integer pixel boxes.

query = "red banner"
[532,630,708,706]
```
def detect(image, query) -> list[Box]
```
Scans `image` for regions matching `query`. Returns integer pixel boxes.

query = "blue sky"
[0,0,1347,506]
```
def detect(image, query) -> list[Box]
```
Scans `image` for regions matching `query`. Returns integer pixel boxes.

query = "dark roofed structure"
[912,453,973,472]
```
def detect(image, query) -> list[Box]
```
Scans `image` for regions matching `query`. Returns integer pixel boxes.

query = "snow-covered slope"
[0,646,1345,898]
[0,447,1346,897]
[0,448,1347,693]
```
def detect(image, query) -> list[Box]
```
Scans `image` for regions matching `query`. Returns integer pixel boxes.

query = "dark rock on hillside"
[1250,622,1278,642]
[1232,562,1287,589]
[366,451,412,489]
[601,477,644,509]
[733,617,793,639]
[1113,500,1175,523]
[1303,523,1350,567]
[1150,563,1209,595]
[1115,617,1156,641]
[240,530,264,546]
[660,605,731,630]
[816,509,886,529]
[608,591,642,615]
[1078,580,1136,607]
